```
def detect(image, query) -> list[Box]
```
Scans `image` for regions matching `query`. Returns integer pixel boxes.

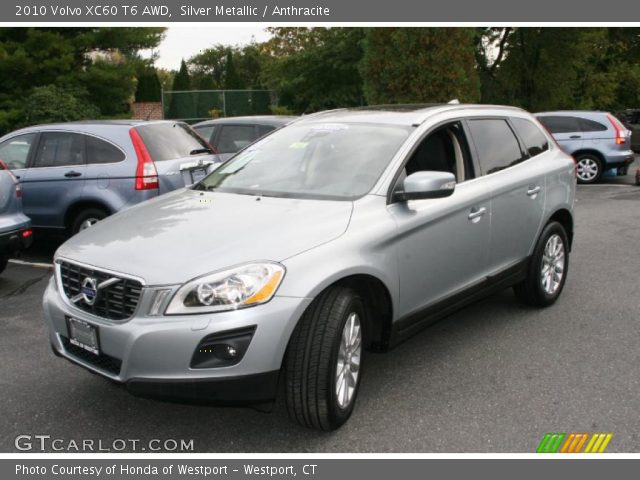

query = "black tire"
[514,221,570,307]
[574,153,603,184]
[284,286,366,431]
[0,254,8,275]
[71,208,108,235]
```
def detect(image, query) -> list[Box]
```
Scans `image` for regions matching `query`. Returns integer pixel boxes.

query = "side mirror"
[395,171,456,202]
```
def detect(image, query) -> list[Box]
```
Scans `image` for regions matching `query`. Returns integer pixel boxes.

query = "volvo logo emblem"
[80,277,99,305]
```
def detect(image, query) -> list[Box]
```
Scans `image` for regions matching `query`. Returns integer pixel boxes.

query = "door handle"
[527,186,541,196]
[569,135,582,139]
[468,207,487,221]
[64,171,82,178]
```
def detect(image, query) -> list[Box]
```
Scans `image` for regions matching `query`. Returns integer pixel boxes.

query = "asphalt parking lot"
[1,171,639,452]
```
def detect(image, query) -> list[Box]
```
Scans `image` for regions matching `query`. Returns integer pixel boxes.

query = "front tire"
[284,286,365,431]
[514,221,569,307]
[575,154,602,184]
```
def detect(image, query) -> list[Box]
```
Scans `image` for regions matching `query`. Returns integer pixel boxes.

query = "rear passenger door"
[83,134,128,210]
[537,115,583,155]
[20,131,87,229]
[467,117,548,275]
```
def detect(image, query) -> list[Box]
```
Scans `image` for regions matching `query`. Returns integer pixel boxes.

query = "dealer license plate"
[67,317,100,355]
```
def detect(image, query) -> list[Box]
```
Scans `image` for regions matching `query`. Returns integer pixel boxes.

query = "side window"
[0,133,36,170]
[511,118,549,158]
[468,119,524,175]
[537,116,581,134]
[401,122,474,185]
[216,125,258,154]
[579,118,607,132]
[86,136,125,164]
[193,125,216,143]
[257,125,276,137]
[33,132,85,168]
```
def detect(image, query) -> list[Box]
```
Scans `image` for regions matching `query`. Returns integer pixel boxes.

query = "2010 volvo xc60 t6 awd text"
[43,105,576,430]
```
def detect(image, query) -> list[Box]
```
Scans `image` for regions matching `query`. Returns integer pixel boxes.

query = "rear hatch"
[132,122,222,194]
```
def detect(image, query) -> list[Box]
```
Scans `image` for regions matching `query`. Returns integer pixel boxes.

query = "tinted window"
[196,123,412,200]
[0,133,36,169]
[537,116,581,134]
[86,136,125,164]
[135,123,211,162]
[193,125,216,143]
[579,118,607,132]
[33,132,85,168]
[468,119,524,175]
[217,125,258,154]
[257,125,277,137]
[511,118,549,157]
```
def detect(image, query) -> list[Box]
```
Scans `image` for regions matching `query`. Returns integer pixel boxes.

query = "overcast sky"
[150,26,272,70]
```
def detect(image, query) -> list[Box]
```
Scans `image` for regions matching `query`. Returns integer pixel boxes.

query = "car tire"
[514,221,570,307]
[284,286,365,431]
[71,208,108,235]
[0,254,8,275]
[574,154,603,184]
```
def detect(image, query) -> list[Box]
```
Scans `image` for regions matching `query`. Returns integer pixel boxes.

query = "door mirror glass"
[396,171,456,201]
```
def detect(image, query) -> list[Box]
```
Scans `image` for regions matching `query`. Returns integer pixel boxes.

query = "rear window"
[216,125,259,154]
[537,116,581,134]
[135,123,211,162]
[511,118,549,157]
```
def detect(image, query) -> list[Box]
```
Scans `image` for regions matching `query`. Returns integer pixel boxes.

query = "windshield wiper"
[190,148,213,155]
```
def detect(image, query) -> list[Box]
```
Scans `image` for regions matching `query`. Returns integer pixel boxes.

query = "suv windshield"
[135,122,212,161]
[195,122,411,200]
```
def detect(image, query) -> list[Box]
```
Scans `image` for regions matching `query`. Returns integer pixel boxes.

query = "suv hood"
[56,189,353,285]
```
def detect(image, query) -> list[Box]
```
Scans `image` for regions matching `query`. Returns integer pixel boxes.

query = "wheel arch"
[547,208,574,249]
[64,200,112,230]
[572,148,607,167]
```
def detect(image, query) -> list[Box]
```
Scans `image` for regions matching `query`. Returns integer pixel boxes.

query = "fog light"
[191,326,256,369]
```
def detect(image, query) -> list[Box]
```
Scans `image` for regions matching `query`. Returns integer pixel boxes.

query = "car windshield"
[194,122,411,200]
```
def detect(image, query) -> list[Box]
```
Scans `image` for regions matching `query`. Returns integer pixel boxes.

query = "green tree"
[0,27,165,134]
[167,59,194,119]
[135,67,162,102]
[23,85,100,125]
[360,28,480,105]
[224,50,244,90]
[262,28,366,112]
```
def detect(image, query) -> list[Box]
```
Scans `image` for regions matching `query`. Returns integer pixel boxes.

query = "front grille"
[59,261,143,321]
[61,336,122,375]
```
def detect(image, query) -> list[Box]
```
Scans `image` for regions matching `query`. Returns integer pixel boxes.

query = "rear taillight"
[129,128,159,190]
[0,159,22,197]
[22,229,32,239]
[607,114,628,145]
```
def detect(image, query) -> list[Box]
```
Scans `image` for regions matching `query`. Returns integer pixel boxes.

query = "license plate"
[67,317,100,355]
[190,167,207,183]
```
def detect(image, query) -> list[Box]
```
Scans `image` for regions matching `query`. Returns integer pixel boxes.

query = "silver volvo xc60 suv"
[43,105,576,430]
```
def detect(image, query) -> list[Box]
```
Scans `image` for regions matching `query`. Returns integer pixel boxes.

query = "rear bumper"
[0,224,32,254]
[605,151,635,167]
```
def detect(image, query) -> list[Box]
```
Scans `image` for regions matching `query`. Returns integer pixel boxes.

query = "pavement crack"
[1,269,52,298]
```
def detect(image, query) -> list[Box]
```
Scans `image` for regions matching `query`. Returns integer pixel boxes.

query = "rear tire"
[575,154,602,184]
[284,286,365,431]
[514,221,569,307]
[71,208,108,235]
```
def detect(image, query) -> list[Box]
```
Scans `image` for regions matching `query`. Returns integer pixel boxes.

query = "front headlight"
[165,262,285,315]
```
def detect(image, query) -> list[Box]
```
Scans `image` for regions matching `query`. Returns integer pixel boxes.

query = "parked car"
[193,116,297,161]
[535,111,634,184]
[44,104,575,430]
[615,109,640,153]
[0,120,221,235]
[0,161,32,275]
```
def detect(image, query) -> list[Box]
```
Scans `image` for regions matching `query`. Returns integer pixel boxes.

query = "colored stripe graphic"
[538,433,613,453]
[536,433,566,453]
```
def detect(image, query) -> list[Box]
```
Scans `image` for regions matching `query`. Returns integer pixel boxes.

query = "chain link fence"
[162,89,278,123]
